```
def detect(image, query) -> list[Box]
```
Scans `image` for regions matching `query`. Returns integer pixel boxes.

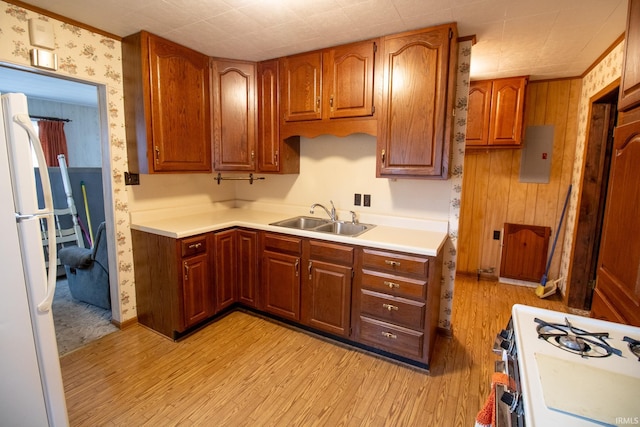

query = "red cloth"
[475,372,511,427]
[38,120,69,166]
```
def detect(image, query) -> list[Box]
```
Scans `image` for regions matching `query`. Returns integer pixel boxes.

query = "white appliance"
[0,92,69,426]
[495,304,640,426]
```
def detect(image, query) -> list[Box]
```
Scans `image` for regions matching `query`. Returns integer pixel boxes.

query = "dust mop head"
[536,278,561,299]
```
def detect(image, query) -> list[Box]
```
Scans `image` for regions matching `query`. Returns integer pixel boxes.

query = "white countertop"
[129,204,448,257]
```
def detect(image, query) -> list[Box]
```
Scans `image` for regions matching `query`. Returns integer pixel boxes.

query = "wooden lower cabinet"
[262,233,302,321]
[301,240,354,337]
[132,227,442,367]
[132,230,215,338]
[213,229,237,312]
[353,247,441,365]
[237,229,259,307]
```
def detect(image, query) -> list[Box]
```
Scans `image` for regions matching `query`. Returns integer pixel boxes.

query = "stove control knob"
[500,390,520,412]
[500,339,512,351]
[499,329,512,340]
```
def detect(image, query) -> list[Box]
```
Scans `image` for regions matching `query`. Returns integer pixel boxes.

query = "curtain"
[38,120,69,167]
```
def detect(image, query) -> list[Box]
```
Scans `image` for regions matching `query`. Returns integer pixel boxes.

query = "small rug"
[52,278,117,356]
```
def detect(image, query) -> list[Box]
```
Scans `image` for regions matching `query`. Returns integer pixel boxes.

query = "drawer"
[359,316,424,360]
[361,270,427,300]
[264,233,302,254]
[360,289,425,330]
[181,235,207,257]
[308,240,353,265]
[362,248,429,277]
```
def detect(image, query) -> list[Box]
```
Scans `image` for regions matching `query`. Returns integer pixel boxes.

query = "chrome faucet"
[310,200,337,221]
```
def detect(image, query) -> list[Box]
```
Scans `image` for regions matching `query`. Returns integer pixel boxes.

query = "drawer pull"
[385,260,401,267]
[384,281,400,289]
[383,303,399,312]
[381,331,397,339]
[188,243,202,249]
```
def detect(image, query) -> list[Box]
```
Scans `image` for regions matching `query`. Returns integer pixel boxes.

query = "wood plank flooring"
[60,276,568,426]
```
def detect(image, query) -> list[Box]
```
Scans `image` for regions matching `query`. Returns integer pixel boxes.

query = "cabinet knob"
[384,281,400,289]
[382,303,399,312]
[381,331,397,339]
[384,260,400,267]
[188,243,202,249]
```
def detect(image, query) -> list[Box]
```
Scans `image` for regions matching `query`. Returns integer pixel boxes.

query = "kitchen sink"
[270,216,332,230]
[270,216,375,237]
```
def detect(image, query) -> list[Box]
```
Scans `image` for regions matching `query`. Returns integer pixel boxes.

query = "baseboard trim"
[437,326,453,337]
[113,316,138,330]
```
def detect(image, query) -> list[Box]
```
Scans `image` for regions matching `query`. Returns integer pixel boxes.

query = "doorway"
[567,82,619,310]
[0,64,118,353]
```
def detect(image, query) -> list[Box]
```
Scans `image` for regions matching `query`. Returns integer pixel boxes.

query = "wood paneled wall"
[458,79,581,281]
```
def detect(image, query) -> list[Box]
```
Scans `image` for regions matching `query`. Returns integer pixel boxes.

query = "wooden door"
[302,260,352,337]
[262,250,301,320]
[182,253,212,328]
[619,0,640,111]
[592,120,640,326]
[212,60,256,171]
[325,41,375,119]
[148,34,212,172]
[465,80,492,146]
[281,52,322,122]
[488,77,527,146]
[377,25,454,178]
[500,223,551,282]
[237,229,259,308]
[214,230,237,312]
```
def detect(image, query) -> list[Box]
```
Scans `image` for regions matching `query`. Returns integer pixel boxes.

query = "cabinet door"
[465,80,492,146]
[148,34,212,172]
[324,41,375,119]
[262,250,300,320]
[593,120,640,326]
[214,229,237,312]
[281,52,323,122]
[237,229,259,308]
[619,0,640,111]
[488,77,526,146]
[377,25,455,178]
[257,60,280,172]
[182,253,213,328]
[302,260,352,337]
[212,60,256,171]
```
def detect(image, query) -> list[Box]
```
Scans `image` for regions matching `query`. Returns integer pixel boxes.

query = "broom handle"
[544,184,572,276]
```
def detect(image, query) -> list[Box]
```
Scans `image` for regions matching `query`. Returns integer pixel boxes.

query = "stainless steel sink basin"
[270,216,374,237]
[270,216,332,230]
[314,221,372,236]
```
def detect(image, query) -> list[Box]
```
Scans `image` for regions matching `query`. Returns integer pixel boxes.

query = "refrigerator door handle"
[13,113,57,313]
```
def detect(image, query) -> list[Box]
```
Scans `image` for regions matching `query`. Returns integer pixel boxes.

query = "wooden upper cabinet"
[279,40,378,138]
[619,0,640,112]
[257,60,300,174]
[281,51,323,122]
[212,59,257,171]
[466,76,527,148]
[324,41,376,119]
[377,24,457,179]
[122,31,212,174]
[465,80,492,146]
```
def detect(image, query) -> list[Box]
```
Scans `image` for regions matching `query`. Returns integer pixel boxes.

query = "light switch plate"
[30,49,58,71]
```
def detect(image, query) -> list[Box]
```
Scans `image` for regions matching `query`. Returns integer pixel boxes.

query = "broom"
[536,184,572,298]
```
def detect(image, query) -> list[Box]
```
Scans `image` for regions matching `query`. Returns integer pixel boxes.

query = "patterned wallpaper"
[0,1,137,321]
[440,39,472,330]
[558,40,625,293]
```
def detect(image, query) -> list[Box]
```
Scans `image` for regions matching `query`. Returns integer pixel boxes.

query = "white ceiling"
[1,0,629,106]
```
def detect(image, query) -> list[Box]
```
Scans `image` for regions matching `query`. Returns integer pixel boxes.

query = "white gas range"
[495,304,640,426]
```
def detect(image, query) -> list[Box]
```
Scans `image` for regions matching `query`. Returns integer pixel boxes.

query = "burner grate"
[534,317,622,358]
[623,336,640,361]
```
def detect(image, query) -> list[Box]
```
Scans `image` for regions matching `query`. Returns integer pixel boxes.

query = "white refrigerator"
[0,92,69,426]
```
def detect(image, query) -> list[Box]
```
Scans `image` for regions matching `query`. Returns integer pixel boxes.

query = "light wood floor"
[60,276,567,426]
